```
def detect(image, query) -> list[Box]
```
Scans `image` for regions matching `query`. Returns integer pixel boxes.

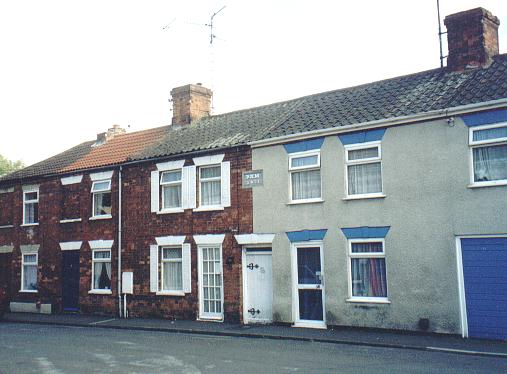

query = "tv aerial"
[184,6,226,44]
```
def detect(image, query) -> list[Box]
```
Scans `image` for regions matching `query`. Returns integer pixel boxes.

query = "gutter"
[248,98,507,148]
[118,166,123,318]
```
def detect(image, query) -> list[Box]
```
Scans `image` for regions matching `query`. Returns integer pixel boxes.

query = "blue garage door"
[461,237,507,340]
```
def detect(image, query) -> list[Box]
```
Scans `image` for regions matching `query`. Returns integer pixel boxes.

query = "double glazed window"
[469,123,507,186]
[161,170,182,209]
[91,180,112,217]
[345,142,383,197]
[92,249,111,291]
[289,151,321,202]
[348,240,387,301]
[199,165,222,206]
[161,247,183,291]
[23,189,39,225]
[21,253,38,291]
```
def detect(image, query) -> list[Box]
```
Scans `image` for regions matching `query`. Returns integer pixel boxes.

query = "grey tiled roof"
[2,53,507,183]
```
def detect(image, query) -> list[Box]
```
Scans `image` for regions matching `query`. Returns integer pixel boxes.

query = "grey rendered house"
[242,8,507,340]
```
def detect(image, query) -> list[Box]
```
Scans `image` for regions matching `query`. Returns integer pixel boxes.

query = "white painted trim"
[88,290,112,295]
[21,223,39,227]
[0,225,14,229]
[156,291,185,296]
[88,240,114,249]
[155,235,186,246]
[0,245,14,253]
[193,234,226,245]
[22,184,39,192]
[192,153,225,166]
[0,187,14,193]
[344,142,383,199]
[468,181,507,188]
[90,248,112,293]
[286,198,324,205]
[20,244,40,253]
[90,170,114,181]
[235,234,275,245]
[60,218,82,223]
[156,159,185,171]
[455,237,468,338]
[61,175,83,185]
[22,188,39,226]
[468,122,507,146]
[157,208,185,214]
[89,214,113,221]
[249,100,507,148]
[197,244,224,321]
[342,194,386,201]
[193,206,225,212]
[288,150,322,203]
[21,251,38,292]
[291,241,326,328]
[346,298,390,304]
[59,241,83,251]
[242,249,273,324]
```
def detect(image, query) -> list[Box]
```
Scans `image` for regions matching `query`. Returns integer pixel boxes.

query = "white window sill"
[89,215,112,221]
[19,290,38,293]
[468,181,507,188]
[157,208,185,215]
[156,291,185,296]
[286,198,324,205]
[346,298,390,304]
[198,316,224,322]
[21,223,39,227]
[342,194,386,201]
[88,289,112,295]
[193,206,225,212]
[60,218,82,224]
[0,225,14,229]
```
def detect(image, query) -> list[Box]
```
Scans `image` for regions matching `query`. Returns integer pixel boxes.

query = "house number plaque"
[242,170,263,188]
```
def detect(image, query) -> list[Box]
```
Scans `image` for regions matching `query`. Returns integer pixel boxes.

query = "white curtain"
[348,162,382,195]
[23,264,37,290]
[163,185,182,208]
[163,262,182,290]
[94,260,111,289]
[292,170,321,199]
[25,203,36,224]
[201,180,221,205]
[473,145,507,182]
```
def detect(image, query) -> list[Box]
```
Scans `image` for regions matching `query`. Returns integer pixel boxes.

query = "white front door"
[198,245,224,320]
[244,250,273,323]
[292,242,326,328]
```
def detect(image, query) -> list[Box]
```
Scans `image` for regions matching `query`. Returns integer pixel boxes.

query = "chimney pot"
[444,7,500,72]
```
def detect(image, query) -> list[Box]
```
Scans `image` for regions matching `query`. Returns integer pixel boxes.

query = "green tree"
[0,154,24,176]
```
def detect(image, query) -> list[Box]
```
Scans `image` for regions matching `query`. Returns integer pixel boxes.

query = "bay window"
[289,151,321,202]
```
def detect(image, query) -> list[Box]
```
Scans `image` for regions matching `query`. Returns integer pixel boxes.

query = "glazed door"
[199,246,224,320]
[62,251,80,312]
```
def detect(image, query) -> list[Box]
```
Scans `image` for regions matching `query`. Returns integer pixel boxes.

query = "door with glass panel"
[292,243,325,328]
[198,246,224,320]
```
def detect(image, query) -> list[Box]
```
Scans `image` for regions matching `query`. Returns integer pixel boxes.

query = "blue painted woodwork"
[338,128,386,145]
[286,229,328,242]
[283,137,325,153]
[341,226,390,239]
[461,109,507,127]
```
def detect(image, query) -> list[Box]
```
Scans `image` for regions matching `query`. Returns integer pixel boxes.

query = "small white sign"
[122,272,134,294]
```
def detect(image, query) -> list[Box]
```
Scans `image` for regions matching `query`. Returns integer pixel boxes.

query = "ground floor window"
[92,249,111,291]
[348,240,387,300]
[21,253,38,291]
[161,246,183,291]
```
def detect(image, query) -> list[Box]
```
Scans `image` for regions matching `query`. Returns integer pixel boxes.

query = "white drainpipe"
[118,166,123,318]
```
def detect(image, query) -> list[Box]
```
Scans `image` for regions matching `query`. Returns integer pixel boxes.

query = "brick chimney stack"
[170,83,212,126]
[96,124,126,145]
[444,8,500,72]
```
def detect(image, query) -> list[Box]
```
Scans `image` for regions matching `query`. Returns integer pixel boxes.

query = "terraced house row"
[1,7,507,340]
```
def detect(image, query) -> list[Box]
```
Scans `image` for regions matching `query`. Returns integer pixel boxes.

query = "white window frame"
[21,252,38,292]
[91,179,112,219]
[198,164,223,210]
[160,170,183,211]
[288,150,322,204]
[346,238,389,304]
[90,248,112,294]
[468,122,507,187]
[344,141,384,199]
[22,188,39,226]
[159,245,184,294]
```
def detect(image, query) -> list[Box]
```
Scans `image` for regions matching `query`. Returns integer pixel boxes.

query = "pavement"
[2,312,507,359]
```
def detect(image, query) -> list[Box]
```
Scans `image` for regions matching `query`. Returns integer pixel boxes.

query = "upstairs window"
[345,142,383,198]
[469,123,507,186]
[23,188,39,225]
[91,180,112,218]
[161,170,182,209]
[21,252,38,292]
[199,165,222,207]
[289,151,321,202]
[0,188,14,227]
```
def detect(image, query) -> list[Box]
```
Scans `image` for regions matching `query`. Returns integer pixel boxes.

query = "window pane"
[94,192,112,216]
[473,126,507,142]
[161,171,182,183]
[201,166,221,179]
[291,155,318,168]
[201,180,221,205]
[24,202,38,224]
[91,181,111,192]
[162,185,182,208]
[162,248,182,260]
[351,242,383,253]
[291,170,321,200]
[348,147,379,161]
[23,264,37,290]
[93,261,111,289]
[94,250,111,259]
[23,254,37,263]
[297,247,321,284]
[348,162,382,195]
[473,144,507,182]
[162,261,183,291]
[25,192,38,201]
[298,289,323,321]
[351,258,387,297]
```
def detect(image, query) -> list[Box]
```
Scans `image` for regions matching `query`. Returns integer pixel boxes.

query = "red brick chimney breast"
[171,83,213,126]
[444,7,500,72]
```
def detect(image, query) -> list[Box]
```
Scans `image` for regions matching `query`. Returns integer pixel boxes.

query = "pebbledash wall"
[0,146,252,322]
[251,115,507,334]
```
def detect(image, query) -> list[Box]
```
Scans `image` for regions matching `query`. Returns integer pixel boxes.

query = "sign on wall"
[242,170,263,188]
